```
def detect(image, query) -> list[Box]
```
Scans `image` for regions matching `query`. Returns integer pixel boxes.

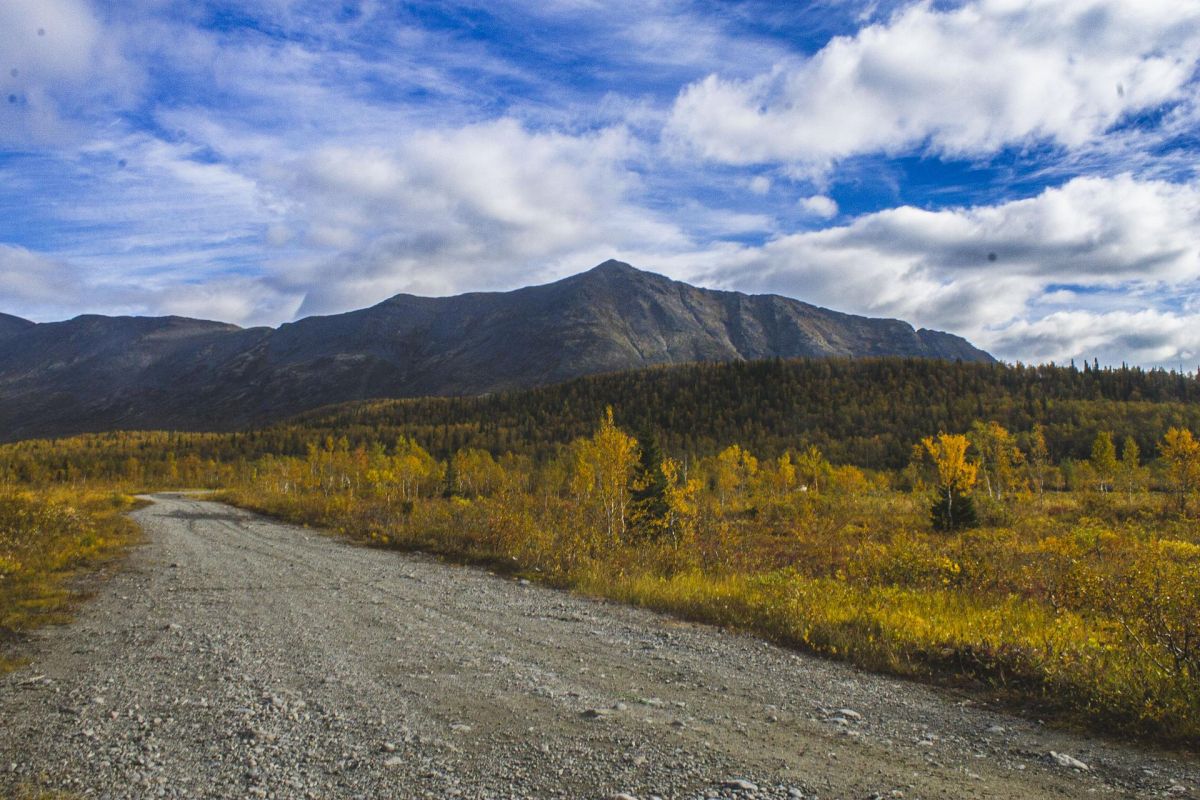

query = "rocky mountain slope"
[0,260,992,440]
[0,312,35,341]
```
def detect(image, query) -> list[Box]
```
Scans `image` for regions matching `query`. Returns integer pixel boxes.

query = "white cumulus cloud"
[667,0,1200,171]
[988,310,1200,366]
[799,195,838,218]
[270,118,690,315]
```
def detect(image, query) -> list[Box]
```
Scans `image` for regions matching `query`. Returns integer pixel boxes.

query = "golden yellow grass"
[0,488,142,671]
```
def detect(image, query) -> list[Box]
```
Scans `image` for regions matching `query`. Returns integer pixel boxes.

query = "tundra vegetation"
[0,488,140,670]
[1,357,1200,742]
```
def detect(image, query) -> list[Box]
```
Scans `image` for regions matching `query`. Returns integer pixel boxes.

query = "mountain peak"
[569,259,676,294]
[0,260,993,441]
[581,259,650,280]
[590,258,638,272]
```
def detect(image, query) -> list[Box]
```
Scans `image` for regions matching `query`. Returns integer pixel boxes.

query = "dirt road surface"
[1,494,1196,799]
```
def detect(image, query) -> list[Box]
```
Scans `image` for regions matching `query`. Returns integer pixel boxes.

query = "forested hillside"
[287,357,1199,468]
[4,357,1200,485]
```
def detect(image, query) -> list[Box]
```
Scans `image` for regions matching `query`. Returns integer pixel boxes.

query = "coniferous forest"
[5,357,1200,484]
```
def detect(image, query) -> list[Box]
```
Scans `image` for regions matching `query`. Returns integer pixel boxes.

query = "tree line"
[6,357,1200,485]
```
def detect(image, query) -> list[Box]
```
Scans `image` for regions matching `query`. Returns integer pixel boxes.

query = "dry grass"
[0,487,142,670]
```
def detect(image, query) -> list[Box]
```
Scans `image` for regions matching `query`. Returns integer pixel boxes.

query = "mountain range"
[0,260,992,441]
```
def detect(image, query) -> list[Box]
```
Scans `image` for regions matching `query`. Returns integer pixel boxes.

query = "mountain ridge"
[0,260,992,441]
[0,312,36,341]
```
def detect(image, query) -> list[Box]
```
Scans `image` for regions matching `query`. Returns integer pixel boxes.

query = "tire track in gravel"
[1,493,1196,800]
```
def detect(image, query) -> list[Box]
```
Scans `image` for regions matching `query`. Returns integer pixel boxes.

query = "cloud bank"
[1,0,1199,369]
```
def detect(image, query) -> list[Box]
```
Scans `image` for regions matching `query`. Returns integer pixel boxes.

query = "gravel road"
[1,493,1196,799]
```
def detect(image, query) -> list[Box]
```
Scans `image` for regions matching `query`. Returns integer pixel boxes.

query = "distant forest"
[6,357,1199,485]
[275,357,1200,468]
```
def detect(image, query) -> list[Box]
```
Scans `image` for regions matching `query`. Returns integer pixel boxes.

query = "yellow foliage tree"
[763,452,797,501]
[391,436,441,502]
[662,457,702,551]
[828,464,869,495]
[1161,427,1200,515]
[923,433,977,493]
[1119,436,1147,500]
[451,448,506,498]
[570,408,639,547]
[795,445,831,494]
[711,444,758,513]
[1090,431,1118,494]
[922,433,978,531]
[1026,423,1050,496]
[968,420,1024,500]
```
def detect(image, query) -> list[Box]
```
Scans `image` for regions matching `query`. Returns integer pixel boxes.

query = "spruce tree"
[630,429,670,539]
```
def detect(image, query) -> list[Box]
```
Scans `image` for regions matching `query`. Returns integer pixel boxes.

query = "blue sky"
[1,0,1199,366]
